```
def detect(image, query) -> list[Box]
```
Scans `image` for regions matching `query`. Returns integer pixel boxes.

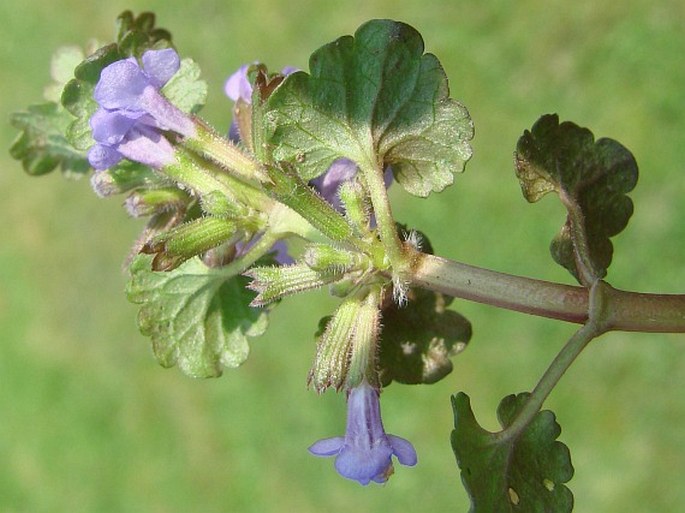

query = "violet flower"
[224,64,299,103]
[224,63,297,142]
[224,64,255,104]
[309,381,417,485]
[308,158,360,211]
[88,48,195,170]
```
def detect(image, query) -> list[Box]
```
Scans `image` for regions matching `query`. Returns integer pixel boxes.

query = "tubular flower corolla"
[88,48,195,170]
[309,381,417,485]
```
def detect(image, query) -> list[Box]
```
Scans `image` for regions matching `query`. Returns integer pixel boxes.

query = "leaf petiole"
[359,160,408,274]
[497,281,610,444]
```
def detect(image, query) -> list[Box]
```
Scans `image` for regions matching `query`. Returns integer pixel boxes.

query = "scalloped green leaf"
[9,103,89,177]
[378,225,470,385]
[379,287,471,386]
[126,255,268,378]
[114,10,173,57]
[265,19,473,197]
[161,58,207,114]
[452,392,574,513]
[515,114,638,283]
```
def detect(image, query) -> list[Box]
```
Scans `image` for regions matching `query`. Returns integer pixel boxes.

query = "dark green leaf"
[515,114,638,282]
[9,103,89,177]
[114,10,173,57]
[126,255,268,378]
[379,286,470,386]
[265,19,473,197]
[452,392,574,513]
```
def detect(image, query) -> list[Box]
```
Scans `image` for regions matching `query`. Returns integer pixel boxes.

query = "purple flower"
[224,64,299,104]
[308,158,359,211]
[225,64,298,142]
[88,48,195,170]
[309,381,417,485]
[308,159,394,215]
[224,64,255,104]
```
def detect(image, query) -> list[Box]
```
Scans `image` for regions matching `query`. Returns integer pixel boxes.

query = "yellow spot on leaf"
[508,487,520,505]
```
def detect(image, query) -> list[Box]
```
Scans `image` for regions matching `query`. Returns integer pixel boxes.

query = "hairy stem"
[360,162,407,273]
[217,230,281,278]
[187,118,269,183]
[410,252,685,333]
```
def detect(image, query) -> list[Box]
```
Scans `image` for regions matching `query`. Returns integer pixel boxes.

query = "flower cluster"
[87,52,415,485]
[88,48,194,171]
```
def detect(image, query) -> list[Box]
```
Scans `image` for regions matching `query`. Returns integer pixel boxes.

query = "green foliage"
[9,102,90,177]
[515,114,638,283]
[126,255,268,378]
[8,44,92,177]
[379,287,471,386]
[6,4,685,512]
[162,58,208,114]
[115,10,173,56]
[265,19,474,197]
[452,392,574,513]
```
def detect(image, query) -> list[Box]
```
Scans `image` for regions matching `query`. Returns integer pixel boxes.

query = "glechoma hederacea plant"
[10,10,685,510]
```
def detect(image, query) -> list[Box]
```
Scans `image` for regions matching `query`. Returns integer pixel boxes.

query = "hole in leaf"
[508,487,520,505]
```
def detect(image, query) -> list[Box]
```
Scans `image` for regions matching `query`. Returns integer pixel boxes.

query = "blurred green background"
[2,1,685,511]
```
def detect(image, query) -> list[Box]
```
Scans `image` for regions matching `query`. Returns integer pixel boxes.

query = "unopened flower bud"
[124,188,190,218]
[245,263,346,306]
[303,244,359,273]
[141,216,237,271]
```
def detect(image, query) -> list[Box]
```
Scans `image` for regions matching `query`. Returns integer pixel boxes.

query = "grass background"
[2,0,684,511]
